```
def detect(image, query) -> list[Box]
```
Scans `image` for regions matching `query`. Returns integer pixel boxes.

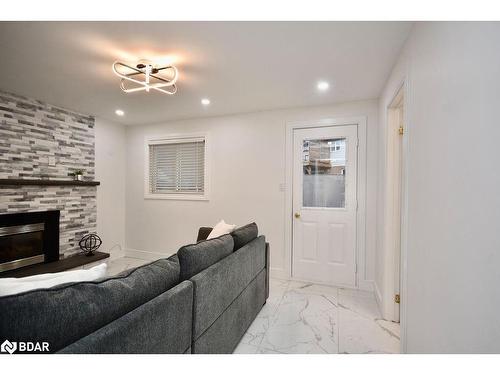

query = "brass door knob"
[294,212,301,218]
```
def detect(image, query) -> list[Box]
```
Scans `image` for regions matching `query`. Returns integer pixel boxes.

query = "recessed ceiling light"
[115,109,125,116]
[317,81,330,91]
[201,98,210,106]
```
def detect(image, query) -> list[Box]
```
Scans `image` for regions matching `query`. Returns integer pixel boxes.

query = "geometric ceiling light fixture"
[112,59,178,95]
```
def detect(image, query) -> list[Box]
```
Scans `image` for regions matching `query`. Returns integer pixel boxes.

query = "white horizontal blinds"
[149,139,205,194]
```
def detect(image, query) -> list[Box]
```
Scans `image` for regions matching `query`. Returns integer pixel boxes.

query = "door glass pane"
[303,138,346,208]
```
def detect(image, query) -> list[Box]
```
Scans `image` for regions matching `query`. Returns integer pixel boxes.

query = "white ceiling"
[0,22,412,125]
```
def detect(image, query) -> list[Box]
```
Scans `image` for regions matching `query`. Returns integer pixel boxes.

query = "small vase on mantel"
[71,170,84,181]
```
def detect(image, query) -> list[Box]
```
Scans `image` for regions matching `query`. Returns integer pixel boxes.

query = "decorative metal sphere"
[79,233,102,256]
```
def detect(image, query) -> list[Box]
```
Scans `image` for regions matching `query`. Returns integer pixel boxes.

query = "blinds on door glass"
[149,139,205,194]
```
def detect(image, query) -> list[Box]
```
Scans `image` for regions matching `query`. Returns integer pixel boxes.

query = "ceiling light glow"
[317,81,330,91]
[201,98,210,106]
[115,109,125,116]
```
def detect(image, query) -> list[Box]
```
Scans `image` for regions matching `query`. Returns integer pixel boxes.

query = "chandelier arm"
[113,62,152,88]
[155,66,177,73]
[125,71,144,77]
[119,80,127,92]
[118,72,150,87]
[121,78,178,92]
[149,66,178,85]
[151,85,177,95]
[148,74,172,84]
[148,82,176,89]
[122,84,177,94]
[113,61,144,76]
[120,79,148,93]
[122,85,150,93]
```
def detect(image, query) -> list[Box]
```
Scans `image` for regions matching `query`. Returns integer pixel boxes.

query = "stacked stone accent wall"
[0,90,97,257]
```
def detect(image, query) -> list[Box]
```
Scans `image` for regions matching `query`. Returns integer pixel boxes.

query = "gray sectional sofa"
[0,223,269,354]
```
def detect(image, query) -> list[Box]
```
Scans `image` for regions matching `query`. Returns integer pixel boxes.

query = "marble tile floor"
[234,278,400,354]
[106,257,400,354]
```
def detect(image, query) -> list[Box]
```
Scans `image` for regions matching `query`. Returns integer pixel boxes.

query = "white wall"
[125,100,379,287]
[95,118,127,259]
[377,22,500,353]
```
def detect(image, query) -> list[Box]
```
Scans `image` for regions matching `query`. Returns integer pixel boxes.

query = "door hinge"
[395,294,400,304]
[355,263,357,274]
[398,126,404,135]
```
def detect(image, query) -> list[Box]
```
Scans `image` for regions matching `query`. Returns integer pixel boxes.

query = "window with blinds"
[148,137,206,196]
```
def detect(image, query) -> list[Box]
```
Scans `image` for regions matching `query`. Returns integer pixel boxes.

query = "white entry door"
[292,125,358,287]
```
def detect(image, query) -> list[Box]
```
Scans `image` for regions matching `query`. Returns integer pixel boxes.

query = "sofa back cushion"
[0,257,180,352]
[231,222,258,251]
[177,234,234,281]
[59,281,194,354]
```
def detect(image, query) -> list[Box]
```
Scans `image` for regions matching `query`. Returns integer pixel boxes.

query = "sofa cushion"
[0,263,107,297]
[0,257,180,352]
[231,222,258,250]
[206,220,236,239]
[177,234,234,281]
[192,269,266,353]
[58,281,194,354]
[190,235,266,339]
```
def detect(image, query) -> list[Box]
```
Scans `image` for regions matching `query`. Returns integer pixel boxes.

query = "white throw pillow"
[206,220,237,240]
[0,263,107,297]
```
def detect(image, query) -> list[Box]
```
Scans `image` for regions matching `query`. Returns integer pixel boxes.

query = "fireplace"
[0,211,60,273]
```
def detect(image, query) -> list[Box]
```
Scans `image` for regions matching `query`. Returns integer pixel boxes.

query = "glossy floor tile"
[234,278,400,354]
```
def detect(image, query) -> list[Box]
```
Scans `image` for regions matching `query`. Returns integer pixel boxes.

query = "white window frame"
[144,132,210,201]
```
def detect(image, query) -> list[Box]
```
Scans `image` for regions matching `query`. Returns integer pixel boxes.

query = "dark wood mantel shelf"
[0,179,100,186]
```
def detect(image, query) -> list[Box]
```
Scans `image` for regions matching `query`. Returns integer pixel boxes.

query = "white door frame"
[284,116,368,289]
[400,80,410,354]
[385,88,404,323]
[383,79,410,353]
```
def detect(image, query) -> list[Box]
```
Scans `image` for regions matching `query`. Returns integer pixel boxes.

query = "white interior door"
[292,125,358,287]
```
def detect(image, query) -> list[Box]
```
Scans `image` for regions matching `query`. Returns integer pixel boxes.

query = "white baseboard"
[125,248,169,261]
[106,244,125,260]
[270,268,377,294]
[270,267,288,280]
[358,279,374,292]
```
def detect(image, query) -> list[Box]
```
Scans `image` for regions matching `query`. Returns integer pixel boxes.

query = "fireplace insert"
[0,210,59,273]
